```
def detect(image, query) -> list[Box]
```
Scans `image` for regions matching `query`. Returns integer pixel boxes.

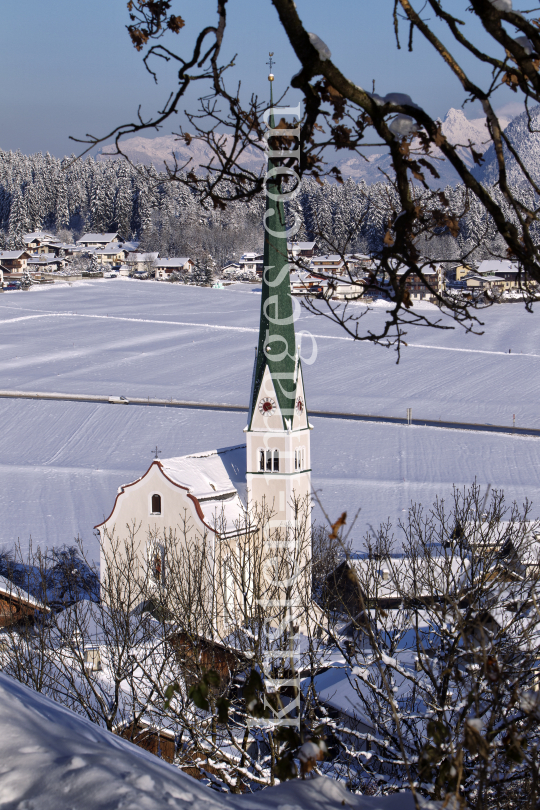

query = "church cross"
[152,445,162,459]
[267,52,275,73]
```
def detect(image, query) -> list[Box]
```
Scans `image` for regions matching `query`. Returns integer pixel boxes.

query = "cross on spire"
[151,445,161,459]
[267,52,275,73]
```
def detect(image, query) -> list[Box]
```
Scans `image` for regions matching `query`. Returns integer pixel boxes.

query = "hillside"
[474,104,540,189]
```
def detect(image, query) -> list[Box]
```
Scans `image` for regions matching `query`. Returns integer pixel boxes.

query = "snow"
[0,281,539,556]
[308,33,332,61]
[0,670,414,810]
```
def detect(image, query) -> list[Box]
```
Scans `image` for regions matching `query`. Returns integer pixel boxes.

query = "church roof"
[159,445,247,534]
[249,83,303,429]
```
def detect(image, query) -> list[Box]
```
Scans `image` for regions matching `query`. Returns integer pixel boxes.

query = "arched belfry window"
[151,494,161,515]
[273,450,279,472]
[259,450,265,471]
[266,450,272,471]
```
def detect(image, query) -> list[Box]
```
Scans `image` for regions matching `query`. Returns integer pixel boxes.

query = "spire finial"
[267,52,275,82]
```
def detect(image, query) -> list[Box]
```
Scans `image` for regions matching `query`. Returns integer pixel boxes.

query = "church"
[95,85,311,624]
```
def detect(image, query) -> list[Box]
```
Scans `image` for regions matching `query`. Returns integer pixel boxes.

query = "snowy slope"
[0,671,406,810]
[0,280,539,556]
[474,104,540,188]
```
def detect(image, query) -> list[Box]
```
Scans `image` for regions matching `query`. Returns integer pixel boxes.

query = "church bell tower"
[245,69,312,529]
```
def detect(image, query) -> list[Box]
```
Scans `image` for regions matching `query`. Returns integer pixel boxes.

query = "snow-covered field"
[1,279,539,557]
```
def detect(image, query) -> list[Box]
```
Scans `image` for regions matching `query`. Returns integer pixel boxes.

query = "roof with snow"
[0,251,29,259]
[94,244,127,254]
[0,574,46,610]
[76,233,119,244]
[155,258,192,268]
[159,444,247,532]
[126,252,159,263]
[344,555,470,601]
[287,241,316,250]
[23,231,56,243]
[477,259,519,275]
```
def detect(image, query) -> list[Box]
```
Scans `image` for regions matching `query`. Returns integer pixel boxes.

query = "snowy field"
[0,278,539,557]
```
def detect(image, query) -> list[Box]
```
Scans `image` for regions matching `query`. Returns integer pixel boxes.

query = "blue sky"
[0,0,525,158]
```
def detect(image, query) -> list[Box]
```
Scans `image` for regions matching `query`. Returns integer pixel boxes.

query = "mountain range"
[97,108,513,187]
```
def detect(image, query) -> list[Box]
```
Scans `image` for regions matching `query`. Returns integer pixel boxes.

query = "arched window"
[294,450,298,470]
[266,450,272,471]
[273,449,279,472]
[259,450,265,471]
[301,447,306,469]
[151,494,161,514]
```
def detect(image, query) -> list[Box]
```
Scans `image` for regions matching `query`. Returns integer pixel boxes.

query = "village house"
[287,241,316,259]
[397,265,444,302]
[0,575,48,628]
[126,252,159,274]
[27,254,66,272]
[154,257,194,280]
[23,231,57,255]
[76,233,123,249]
[92,243,128,267]
[0,251,31,277]
[239,252,264,275]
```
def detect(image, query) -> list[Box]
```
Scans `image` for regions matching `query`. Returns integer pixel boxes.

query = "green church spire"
[249,67,299,428]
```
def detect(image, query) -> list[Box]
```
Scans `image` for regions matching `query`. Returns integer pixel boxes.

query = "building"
[465,274,505,293]
[399,265,443,302]
[91,243,128,267]
[287,241,316,259]
[28,254,66,272]
[23,232,57,255]
[0,575,48,627]
[154,257,194,280]
[76,233,122,248]
[0,251,31,276]
[239,252,264,275]
[96,91,312,631]
[126,252,159,273]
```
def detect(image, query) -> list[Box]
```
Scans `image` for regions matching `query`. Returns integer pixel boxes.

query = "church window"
[273,450,280,472]
[266,450,272,471]
[151,494,161,514]
[259,450,265,471]
[147,542,165,586]
[294,449,298,470]
[223,559,235,623]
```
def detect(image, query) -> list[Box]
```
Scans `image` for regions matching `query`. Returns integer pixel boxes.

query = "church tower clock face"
[259,397,277,416]
[295,397,304,414]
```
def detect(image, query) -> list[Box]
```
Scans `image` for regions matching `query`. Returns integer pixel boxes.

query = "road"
[0,389,535,438]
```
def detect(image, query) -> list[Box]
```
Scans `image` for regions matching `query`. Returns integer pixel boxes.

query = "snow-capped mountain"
[99,133,265,176]
[98,108,510,187]
[473,104,540,189]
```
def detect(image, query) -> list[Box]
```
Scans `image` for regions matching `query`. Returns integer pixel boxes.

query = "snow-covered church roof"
[159,445,247,533]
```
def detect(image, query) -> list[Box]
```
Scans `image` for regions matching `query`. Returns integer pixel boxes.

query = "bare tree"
[319,483,540,807]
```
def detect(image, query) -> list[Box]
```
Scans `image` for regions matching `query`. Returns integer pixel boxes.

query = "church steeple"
[245,62,311,525]
[249,70,301,429]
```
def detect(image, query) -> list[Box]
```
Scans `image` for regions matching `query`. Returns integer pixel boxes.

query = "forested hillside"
[0,139,538,264]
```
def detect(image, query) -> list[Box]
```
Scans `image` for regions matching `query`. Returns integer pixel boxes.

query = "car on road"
[108,396,130,404]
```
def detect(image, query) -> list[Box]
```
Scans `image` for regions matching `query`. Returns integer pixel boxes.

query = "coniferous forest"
[1,147,539,265]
